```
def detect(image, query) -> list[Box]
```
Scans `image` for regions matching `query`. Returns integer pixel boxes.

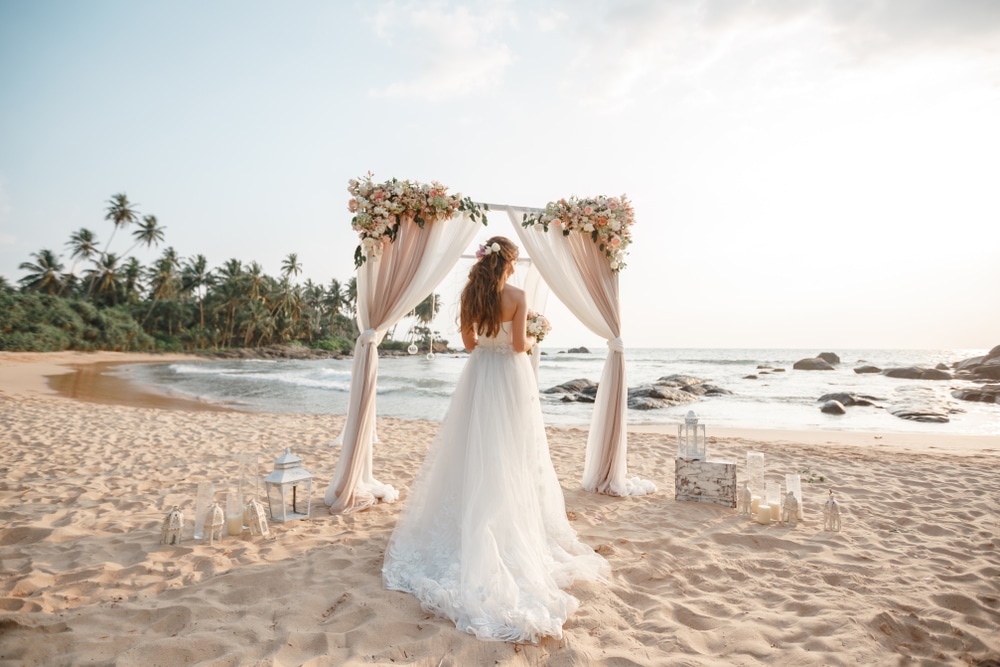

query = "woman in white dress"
[382,236,609,643]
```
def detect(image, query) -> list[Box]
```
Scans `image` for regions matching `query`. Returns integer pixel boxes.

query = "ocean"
[115,347,999,436]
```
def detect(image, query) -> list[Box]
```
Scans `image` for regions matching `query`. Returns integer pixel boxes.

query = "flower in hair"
[475,242,501,259]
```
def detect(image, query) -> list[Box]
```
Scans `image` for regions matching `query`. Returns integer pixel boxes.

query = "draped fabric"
[507,208,655,497]
[324,212,482,513]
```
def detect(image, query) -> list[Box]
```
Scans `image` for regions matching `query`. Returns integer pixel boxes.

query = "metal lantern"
[160,506,184,545]
[823,489,842,532]
[677,410,707,460]
[263,447,314,522]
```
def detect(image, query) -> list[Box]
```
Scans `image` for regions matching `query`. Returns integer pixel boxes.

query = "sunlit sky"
[2,1,999,350]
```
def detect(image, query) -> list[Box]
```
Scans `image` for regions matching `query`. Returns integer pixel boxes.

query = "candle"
[756,504,772,524]
[226,514,243,536]
[770,503,781,522]
[751,496,761,514]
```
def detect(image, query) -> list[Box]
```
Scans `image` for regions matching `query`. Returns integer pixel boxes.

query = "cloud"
[366,1,516,100]
[525,0,1000,109]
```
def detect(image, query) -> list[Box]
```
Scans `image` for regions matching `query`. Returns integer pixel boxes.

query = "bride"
[382,236,609,643]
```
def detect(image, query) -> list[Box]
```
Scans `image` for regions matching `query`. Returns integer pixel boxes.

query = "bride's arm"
[510,289,533,354]
[461,319,478,351]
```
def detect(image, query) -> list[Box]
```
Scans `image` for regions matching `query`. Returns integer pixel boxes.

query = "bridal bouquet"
[348,173,488,267]
[526,310,551,354]
[521,194,634,272]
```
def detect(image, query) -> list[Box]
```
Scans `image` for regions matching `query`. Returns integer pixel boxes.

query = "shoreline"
[1,351,997,456]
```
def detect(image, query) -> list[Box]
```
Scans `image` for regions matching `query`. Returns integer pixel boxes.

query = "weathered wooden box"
[674,457,737,508]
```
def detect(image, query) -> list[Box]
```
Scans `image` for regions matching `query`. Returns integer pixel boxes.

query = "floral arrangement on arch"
[521,195,634,272]
[348,173,488,267]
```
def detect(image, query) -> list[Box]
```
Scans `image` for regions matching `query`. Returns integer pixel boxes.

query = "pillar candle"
[756,504,772,524]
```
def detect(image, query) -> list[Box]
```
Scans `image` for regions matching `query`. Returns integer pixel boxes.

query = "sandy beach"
[1,352,998,666]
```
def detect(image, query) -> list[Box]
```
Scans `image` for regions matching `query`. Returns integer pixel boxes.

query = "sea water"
[116,347,1000,436]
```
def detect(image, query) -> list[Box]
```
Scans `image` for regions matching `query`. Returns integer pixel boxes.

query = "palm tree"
[122,257,143,303]
[245,261,265,303]
[65,228,100,288]
[411,292,440,326]
[344,276,358,315]
[86,253,122,305]
[281,252,302,280]
[142,248,180,326]
[323,278,344,317]
[214,259,244,346]
[103,193,140,255]
[121,215,166,259]
[181,254,210,328]
[19,249,65,294]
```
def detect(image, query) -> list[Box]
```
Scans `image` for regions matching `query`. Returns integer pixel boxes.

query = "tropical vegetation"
[0,193,442,354]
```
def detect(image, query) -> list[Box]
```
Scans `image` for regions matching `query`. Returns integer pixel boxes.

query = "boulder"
[954,345,1000,381]
[544,378,597,395]
[854,365,882,374]
[817,392,883,408]
[820,400,847,415]
[882,367,952,380]
[566,347,590,354]
[817,352,841,365]
[657,374,707,387]
[794,358,835,371]
[952,384,1000,403]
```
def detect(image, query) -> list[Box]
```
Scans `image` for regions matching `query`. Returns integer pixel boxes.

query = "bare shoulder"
[503,284,526,301]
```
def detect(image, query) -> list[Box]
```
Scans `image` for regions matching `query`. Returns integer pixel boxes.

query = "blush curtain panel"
[506,207,655,497]
[324,212,481,514]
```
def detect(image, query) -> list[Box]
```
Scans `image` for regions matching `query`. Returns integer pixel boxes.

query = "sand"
[1,352,998,666]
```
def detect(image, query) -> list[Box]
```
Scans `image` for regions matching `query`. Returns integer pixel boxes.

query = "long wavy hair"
[460,236,519,338]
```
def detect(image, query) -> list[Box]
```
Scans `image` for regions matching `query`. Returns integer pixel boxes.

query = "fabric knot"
[607,336,625,353]
[359,328,378,345]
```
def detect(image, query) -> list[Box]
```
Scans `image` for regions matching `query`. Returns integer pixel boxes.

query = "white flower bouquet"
[526,310,551,354]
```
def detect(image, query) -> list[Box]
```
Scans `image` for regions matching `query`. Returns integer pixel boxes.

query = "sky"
[1,0,999,350]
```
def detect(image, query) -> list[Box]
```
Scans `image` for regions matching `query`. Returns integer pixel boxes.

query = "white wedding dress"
[382,322,609,643]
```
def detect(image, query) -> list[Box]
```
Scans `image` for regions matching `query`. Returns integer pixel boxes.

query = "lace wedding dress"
[382,322,609,643]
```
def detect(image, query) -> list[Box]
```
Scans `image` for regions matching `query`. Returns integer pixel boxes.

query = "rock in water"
[821,400,847,415]
[794,358,835,371]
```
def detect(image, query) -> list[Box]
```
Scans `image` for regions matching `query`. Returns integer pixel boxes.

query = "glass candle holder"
[193,481,214,540]
[226,492,244,536]
[785,473,804,520]
[747,452,765,504]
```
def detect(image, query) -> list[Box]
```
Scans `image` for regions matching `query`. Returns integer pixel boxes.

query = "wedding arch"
[323,175,656,514]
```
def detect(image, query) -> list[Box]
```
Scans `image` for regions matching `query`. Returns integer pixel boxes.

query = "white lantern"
[676,410,707,460]
[263,448,314,522]
[823,489,842,532]
[782,491,799,528]
[160,505,184,545]
[204,502,225,545]
[737,482,753,517]
[245,497,270,537]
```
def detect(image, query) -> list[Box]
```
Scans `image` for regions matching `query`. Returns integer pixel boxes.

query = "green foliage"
[0,292,154,351]
[312,337,354,354]
[6,192,365,354]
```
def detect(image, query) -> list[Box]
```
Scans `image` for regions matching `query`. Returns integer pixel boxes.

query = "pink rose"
[584,206,594,215]
[610,236,621,247]
[374,190,386,200]
[348,198,358,213]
